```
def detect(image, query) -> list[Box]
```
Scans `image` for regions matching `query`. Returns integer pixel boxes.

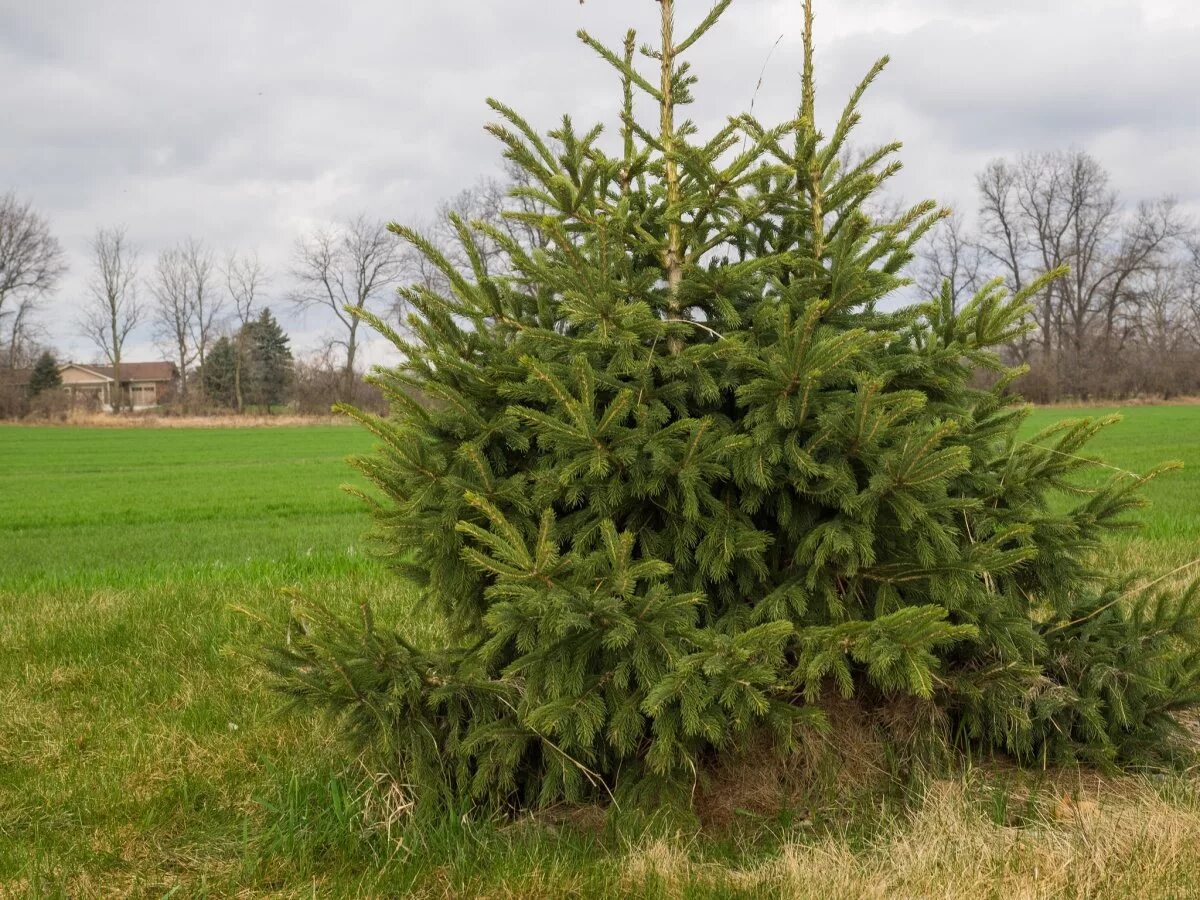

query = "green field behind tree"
[2,406,1199,896]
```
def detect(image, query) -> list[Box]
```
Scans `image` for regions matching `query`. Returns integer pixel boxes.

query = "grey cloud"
[847,10,1200,145]
[1,0,1195,363]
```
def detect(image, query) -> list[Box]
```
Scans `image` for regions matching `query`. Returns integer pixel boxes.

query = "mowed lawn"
[2,406,1200,897]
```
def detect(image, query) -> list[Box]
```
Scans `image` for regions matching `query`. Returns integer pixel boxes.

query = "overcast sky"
[3,0,1198,365]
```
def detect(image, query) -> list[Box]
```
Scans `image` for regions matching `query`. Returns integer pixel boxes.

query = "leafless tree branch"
[0,192,67,368]
[291,215,405,395]
[79,227,142,411]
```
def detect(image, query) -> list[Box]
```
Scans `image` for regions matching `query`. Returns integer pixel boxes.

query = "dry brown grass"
[695,698,881,829]
[693,694,949,830]
[624,773,1200,899]
[1032,395,1200,408]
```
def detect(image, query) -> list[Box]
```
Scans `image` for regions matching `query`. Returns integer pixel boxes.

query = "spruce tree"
[269,1,1200,814]
[27,351,61,397]
[202,336,238,408]
[243,308,293,410]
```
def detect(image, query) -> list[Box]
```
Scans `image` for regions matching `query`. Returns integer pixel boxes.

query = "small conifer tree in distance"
[269,1,1200,815]
[27,351,62,397]
[202,336,238,408]
[243,309,293,411]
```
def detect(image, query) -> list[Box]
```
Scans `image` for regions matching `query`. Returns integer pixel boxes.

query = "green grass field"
[1,426,377,588]
[1024,405,1200,546]
[2,406,1200,897]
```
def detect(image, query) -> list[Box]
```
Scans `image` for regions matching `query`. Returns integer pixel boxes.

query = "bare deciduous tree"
[917,210,984,313]
[1133,262,1191,398]
[151,247,195,404]
[973,150,1189,398]
[291,215,404,396]
[1181,239,1200,348]
[80,227,141,412]
[182,239,220,395]
[402,161,550,313]
[0,193,67,368]
[224,251,267,412]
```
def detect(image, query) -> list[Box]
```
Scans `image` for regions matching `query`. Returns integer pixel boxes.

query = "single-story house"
[60,362,179,410]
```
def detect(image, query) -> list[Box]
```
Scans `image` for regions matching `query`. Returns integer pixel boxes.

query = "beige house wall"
[60,366,109,386]
[59,366,167,410]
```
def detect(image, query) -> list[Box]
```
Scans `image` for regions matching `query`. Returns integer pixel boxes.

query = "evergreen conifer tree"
[202,336,238,408]
[243,308,293,410]
[269,0,1200,814]
[27,351,61,397]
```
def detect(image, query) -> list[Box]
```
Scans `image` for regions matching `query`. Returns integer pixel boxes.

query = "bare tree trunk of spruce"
[620,31,636,196]
[802,0,825,260]
[658,0,684,355]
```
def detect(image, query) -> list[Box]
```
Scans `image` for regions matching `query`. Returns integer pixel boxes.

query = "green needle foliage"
[28,350,63,397]
[268,1,1200,815]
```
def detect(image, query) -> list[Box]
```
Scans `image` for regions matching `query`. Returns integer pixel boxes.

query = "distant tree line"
[919,150,1199,402]
[1,165,539,418]
[5,149,1192,417]
[0,195,405,416]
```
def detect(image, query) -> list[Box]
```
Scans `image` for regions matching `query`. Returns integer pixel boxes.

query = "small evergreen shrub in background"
[268,0,1200,817]
[27,351,63,397]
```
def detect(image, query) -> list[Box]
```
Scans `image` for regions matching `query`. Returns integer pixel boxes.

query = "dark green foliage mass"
[28,350,61,397]
[243,308,293,410]
[201,313,293,411]
[203,336,238,407]
[268,1,1200,814]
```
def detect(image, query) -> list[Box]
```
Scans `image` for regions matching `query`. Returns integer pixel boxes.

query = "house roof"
[63,362,178,383]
